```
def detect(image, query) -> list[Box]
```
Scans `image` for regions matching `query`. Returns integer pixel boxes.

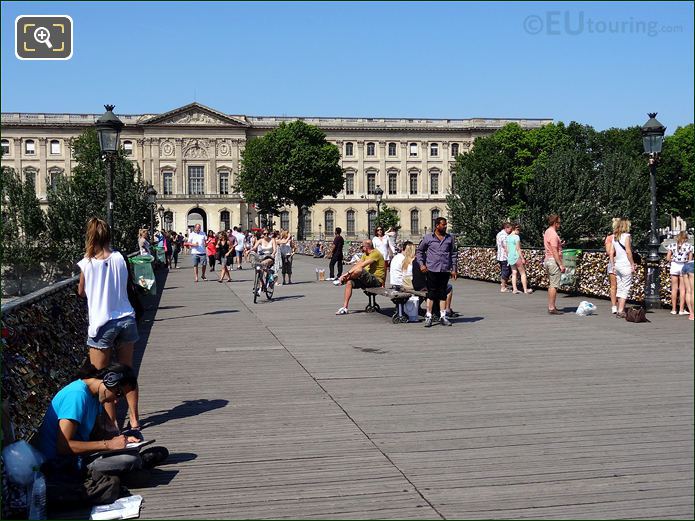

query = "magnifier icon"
[33,26,53,49]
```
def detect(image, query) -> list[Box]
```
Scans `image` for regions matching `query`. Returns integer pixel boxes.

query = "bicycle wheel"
[265,275,275,300]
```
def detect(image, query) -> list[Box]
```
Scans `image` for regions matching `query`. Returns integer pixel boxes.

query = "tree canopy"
[236,121,343,236]
[447,121,685,248]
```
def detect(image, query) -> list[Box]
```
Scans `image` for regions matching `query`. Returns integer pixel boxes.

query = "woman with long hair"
[665,231,694,315]
[206,230,217,272]
[604,217,620,314]
[277,229,295,285]
[506,223,533,294]
[609,218,636,318]
[77,218,140,434]
[138,229,151,256]
[216,232,232,283]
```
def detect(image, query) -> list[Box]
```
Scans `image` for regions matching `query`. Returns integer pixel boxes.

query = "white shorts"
[670,262,685,276]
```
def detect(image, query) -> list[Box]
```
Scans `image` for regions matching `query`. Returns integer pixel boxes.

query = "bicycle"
[250,253,276,303]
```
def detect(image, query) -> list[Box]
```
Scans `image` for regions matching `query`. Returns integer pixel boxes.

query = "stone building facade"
[1,103,551,239]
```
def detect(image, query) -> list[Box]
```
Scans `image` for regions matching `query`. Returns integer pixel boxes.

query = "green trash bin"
[560,248,581,287]
[129,254,157,295]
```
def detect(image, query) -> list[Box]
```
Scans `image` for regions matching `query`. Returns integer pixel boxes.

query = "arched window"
[410,210,420,236]
[122,140,133,156]
[409,142,418,157]
[280,211,290,231]
[23,167,37,187]
[49,167,63,191]
[303,210,312,237]
[346,210,356,237]
[1,139,9,155]
[345,171,354,195]
[430,143,439,157]
[345,142,354,157]
[388,142,397,156]
[25,139,35,155]
[220,210,230,231]
[431,209,440,231]
[324,210,335,235]
[366,142,375,156]
[162,171,174,195]
[50,139,61,155]
[367,210,377,237]
[451,143,459,156]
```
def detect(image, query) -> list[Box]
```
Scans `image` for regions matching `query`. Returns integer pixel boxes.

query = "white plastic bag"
[404,295,420,322]
[575,300,597,316]
[2,440,45,486]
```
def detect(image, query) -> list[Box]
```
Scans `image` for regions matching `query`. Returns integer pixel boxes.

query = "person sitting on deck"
[313,242,325,258]
[334,240,385,315]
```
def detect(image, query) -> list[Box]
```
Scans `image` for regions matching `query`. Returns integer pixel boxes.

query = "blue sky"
[2,1,693,131]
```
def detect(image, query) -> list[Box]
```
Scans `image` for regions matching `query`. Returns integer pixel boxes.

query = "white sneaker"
[326,277,334,281]
[679,310,689,315]
[611,306,617,314]
[670,310,678,315]
[333,279,342,286]
[336,307,348,315]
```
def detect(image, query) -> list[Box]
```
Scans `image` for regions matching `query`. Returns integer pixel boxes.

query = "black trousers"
[329,256,343,278]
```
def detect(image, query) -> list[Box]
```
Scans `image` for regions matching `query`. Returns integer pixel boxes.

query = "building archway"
[187,208,207,231]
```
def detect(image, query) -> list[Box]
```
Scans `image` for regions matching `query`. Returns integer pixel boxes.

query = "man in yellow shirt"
[335,240,385,315]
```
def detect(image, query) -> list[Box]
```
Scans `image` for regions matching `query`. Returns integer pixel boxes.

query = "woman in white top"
[372,226,393,263]
[604,217,620,313]
[138,229,151,256]
[78,218,140,434]
[608,218,636,318]
[666,231,694,315]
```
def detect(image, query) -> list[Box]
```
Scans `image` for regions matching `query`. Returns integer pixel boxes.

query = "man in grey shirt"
[416,217,458,327]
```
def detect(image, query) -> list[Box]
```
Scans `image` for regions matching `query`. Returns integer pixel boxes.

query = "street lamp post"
[95,105,124,229]
[641,112,667,310]
[374,185,384,226]
[146,185,157,235]
[319,224,322,241]
[158,204,165,231]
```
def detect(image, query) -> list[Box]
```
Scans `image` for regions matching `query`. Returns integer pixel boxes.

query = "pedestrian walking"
[184,223,207,282]
[507,223,533,295]
[416,217,457,327]
[496,222,512,292]
[666,231,694,315]
[216,233,233,282]
[604,218,620,314]
[327,227,345,280]
[206,230,217,272]
[543,214,566,315]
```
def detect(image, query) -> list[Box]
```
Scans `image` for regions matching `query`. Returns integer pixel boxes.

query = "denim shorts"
[682,261,694,275]
[87,316,139,350]
[192,254,207,267]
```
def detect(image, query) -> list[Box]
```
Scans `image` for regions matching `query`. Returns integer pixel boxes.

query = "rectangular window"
[163,172,173,195]
[50,140,60,155]
[409,143,418,157]
[345,143,354,156]
[219,171,229,195]
[345,173,354,195]
[304,212,312,237]
[430,143,438,157]
[25,141,35,155]
[410,211,419,236]
[280,211,290,231]
[188,166,205,195]
[1,140,9,155]
[123,141,133,156]
[367,173,376,195]
[25,171,36,187]
[346,211,355,236]
[366,142,375,156]
[430,173,439,195]
[451,143,459,156]
[388,172,397,195]
[49,172,60,191]
[388,143,397,156]
[409,173,418,195]
[324,211,335,235]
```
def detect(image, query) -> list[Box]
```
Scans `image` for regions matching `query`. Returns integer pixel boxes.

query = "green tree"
[658,124,694,224]
[375,204,400,231]
[236,121,343,238]
[46,129,151,268]
[1,166,47,294]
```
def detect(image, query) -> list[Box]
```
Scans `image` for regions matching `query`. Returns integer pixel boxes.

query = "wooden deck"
[128,255,693,519]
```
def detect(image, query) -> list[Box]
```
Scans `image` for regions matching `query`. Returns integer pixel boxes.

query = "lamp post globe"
[95,105,124,228]
[641,112,667,310]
